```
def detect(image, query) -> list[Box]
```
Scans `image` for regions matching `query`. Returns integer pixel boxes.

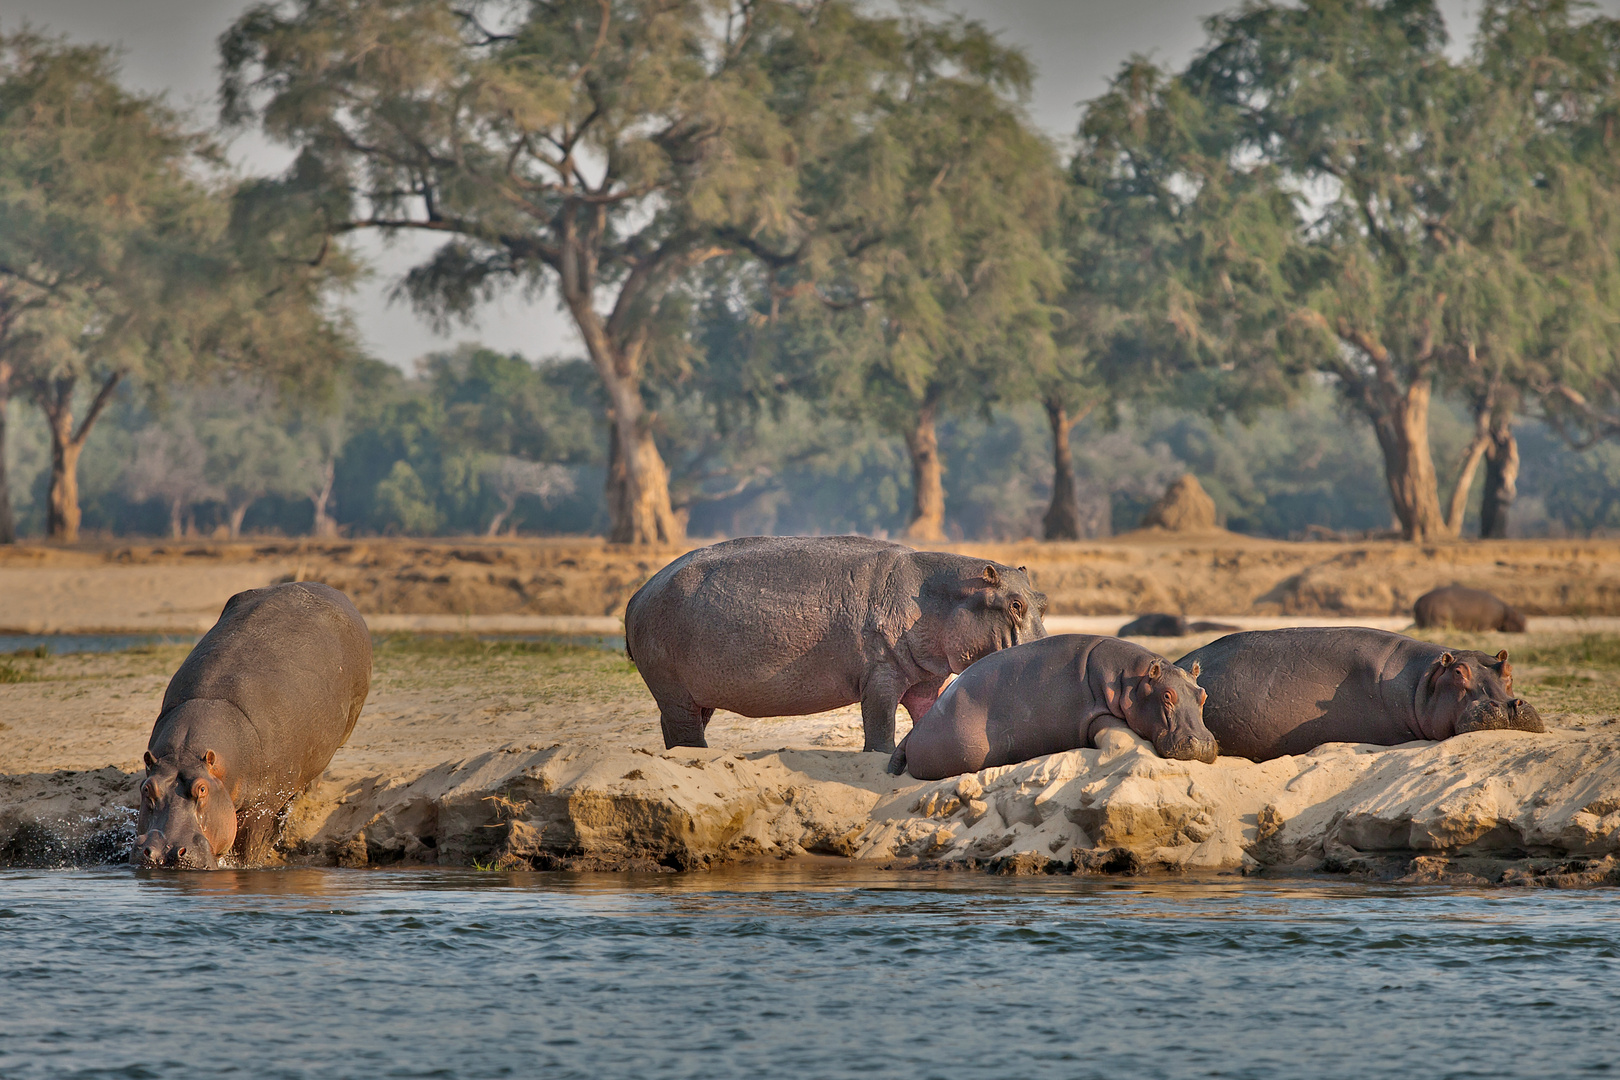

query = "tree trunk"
[603,389,684,545]
[1481,419,1519,540]
[40,373,121,544]
[1042,395,1084,541]
[1444,425,1491,538]
[0,365,13,545]
[310,459,338,537]
[228,498,254,539]
[168,496,185,539]
[1369,380,1448,542]
[487,494,515,537]
[902,400,946,543]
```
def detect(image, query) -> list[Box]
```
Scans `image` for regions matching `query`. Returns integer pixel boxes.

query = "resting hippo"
[887,635,1217,780]
[1177,627,1543,762]
[625,535,1048,752]
[1414,586,1527,633]
[132,582,371,869]
[1118,613,1242,637]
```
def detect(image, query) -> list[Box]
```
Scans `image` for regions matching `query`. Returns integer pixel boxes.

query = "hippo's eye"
[192,781,207,800]
[1010,599,1024,617]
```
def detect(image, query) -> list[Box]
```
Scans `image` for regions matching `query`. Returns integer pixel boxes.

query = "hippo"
[887,634,1217,780]
[1118,613,1242,637]
[1176,627,1543,762]
[624,535,1048,752]
[132,582,371,869]
[1413,585,1527,633]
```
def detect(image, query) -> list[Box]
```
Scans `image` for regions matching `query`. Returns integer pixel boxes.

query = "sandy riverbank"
[4,627,1619,884]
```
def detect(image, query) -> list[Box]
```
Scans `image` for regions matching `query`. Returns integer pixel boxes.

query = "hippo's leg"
[900,676,946,722]
[656,691,710,749]
[860,668,906,754]
[886,731,912,776]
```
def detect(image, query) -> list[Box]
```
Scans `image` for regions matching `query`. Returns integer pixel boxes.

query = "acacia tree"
[221,0,868,544]
[1078,0,1619,541]
[0,32,351,542]
[746,18,1061,541]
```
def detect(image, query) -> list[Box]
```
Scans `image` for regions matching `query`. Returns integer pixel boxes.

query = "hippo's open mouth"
[1457,698,1545,735]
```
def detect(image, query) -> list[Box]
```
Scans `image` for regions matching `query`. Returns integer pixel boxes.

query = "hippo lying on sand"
[625,536,1048,752]
[1414,586,1527,633]
[888,634,1216,780]
[1118,613,1242,637]
[1177,627,1542,762]
[132,582,371,869]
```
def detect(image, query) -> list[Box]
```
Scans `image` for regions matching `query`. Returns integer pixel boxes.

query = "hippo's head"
[1426,649,1544,737]
[1121,658,1218,763]
[130,750,235,870]
[1501,607,1528,633]
[938,563,1049,673]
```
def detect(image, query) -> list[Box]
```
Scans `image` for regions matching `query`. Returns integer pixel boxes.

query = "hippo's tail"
[885,735,910,777]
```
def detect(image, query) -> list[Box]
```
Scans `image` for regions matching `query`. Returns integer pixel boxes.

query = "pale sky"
[0,0,1542,369]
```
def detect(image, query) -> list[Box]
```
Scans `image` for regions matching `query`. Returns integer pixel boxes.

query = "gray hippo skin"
[1414,586,1527,633]
[1118,613,1242,637]
[1176,627,1543,762]
[888,634,1217,780]
[132,582,371,869]
[624,535,1048,752]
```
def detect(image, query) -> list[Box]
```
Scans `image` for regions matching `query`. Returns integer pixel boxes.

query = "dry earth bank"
[6,533,1620,631]
[4,631,1620,885]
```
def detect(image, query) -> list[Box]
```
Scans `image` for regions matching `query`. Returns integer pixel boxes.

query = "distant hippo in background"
[1177,627,1542,762]
[625,536,1048,752]
[1414,586,1527,633]
[132,582,371,869]
[1118,613,1242,637]
[888,635,1216,780]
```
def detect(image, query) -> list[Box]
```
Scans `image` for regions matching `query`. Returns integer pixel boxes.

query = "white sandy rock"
[6,722,1620,883]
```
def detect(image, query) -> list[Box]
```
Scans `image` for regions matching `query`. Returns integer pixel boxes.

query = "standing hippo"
[625,536,1048,752]
[1414,586,1527,633]
[1177,627,1542,762]
[888,635,1217,780]
[132,582,371,869]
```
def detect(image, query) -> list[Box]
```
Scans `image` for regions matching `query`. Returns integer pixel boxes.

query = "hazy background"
[0,0,1512,372]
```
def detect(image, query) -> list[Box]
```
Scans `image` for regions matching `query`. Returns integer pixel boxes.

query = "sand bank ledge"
[7,723,1619,886]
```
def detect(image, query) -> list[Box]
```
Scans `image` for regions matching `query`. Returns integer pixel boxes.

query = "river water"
[1,867,1616,1079]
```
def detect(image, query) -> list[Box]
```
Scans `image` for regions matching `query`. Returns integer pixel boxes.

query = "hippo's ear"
[1145,659,1162,681]
[981,564,1000,587]
[143,751,157,773]
[1440,652,1454,666]
[1189,660,1201,679]
[204,749,225,779]
[1016,565,1027,574]
[1496,649,1509,664]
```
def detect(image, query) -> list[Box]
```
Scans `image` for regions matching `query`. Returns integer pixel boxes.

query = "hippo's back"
[164,582,372,781]
[625,536,908,697]
[1414,586,1522,632]
[1177,628,1433,760]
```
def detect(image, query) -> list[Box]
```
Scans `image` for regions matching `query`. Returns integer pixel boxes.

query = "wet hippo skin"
[132,582,372,869]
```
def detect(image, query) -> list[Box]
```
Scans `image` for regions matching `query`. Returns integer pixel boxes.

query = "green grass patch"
[371,633,622,662]
[0,660,41,683]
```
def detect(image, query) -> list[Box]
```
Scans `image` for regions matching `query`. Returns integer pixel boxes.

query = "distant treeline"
[6,345,1620,541]
[3,1,1620,546]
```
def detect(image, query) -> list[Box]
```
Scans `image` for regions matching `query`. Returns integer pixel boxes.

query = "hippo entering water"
[625,536,1048,752]
[1177,627,1543,762]
[132,582,371,869]
[888,634,1217,780]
